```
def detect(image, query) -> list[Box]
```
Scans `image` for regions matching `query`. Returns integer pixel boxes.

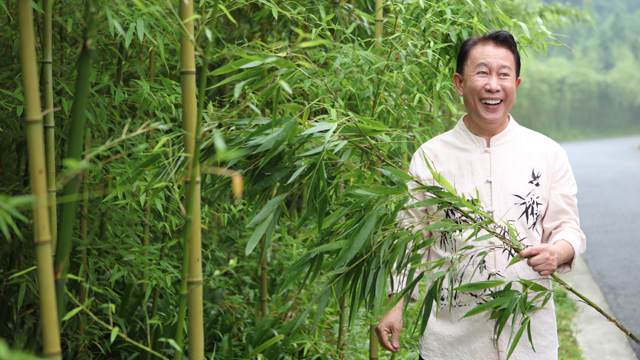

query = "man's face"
[453,42,521,132]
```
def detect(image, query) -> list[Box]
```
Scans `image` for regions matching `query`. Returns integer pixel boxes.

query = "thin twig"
[65,289,171,359]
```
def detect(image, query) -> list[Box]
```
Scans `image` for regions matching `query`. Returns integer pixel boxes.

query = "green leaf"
[309,240,347,253]
[9,266,37,279]
[278,79,293,95]
[462,297,512,318]
[299,40,329,48]
[0,0,11,21]
[110,326,119,344]
[61,306,83,322]
[218,3,237,24]
[301,122,336,136]
[16,283,25,312]
[30,0,43,13]
[383,166,412,181]
[286,165,308,184]
[136,18,145,42]
[247,194,286,228]
[211,57,263,76]
[506,317,529,359]
[246,214,273,256]
[344,211,376,263]
[248,334,284,357]
[454,280,506,292]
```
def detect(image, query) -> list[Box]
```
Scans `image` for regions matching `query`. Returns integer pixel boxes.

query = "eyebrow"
[474,62,513,70]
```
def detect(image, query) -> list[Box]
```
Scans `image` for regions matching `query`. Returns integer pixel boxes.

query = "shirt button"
[491,334,498,341]
[485,179,492,184]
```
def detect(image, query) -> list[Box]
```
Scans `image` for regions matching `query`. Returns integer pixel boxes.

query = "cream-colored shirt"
[392,116,586,359]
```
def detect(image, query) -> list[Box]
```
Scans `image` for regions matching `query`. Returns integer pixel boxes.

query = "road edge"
[558,256,637,360]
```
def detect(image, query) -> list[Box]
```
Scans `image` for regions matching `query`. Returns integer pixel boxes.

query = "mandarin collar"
[453,114,520,149]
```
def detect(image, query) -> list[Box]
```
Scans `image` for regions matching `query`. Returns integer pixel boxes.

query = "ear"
[515,77,521,90]
[453,73,464,97]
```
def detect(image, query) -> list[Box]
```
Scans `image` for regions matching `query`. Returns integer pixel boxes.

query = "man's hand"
[517,240,574,276]
[375,296,405,353]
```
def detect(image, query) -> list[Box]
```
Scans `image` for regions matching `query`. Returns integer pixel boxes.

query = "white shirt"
[392,116,586,359]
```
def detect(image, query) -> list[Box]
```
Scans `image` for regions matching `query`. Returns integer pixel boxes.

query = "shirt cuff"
[549,230,585,274]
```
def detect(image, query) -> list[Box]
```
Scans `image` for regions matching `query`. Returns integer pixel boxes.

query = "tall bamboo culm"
[370,2,384,357]
[42,0,57,251]
[176,0,204,357]
[18,0,62,358]
[54,0,97,320]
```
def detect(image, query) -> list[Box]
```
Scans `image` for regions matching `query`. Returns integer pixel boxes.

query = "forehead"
[465,42,515,69]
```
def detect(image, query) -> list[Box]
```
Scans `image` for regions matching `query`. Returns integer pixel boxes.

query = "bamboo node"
[180,70,197,75]
[25,117,43,123]
[187,279,203,285]
[34,237,53,245]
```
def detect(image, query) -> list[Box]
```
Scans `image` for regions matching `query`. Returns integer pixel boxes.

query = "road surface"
[562,135,640,358]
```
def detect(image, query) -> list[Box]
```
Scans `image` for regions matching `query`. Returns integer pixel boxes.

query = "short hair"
[455,30,521,79]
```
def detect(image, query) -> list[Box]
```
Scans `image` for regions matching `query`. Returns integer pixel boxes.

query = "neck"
[462,115,510,147]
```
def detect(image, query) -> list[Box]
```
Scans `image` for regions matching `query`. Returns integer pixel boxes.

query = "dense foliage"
[0,0,589,358]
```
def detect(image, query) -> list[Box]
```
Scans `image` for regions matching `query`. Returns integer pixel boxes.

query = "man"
[375,30,586,359]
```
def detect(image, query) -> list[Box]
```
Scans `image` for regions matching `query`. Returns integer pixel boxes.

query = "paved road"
[562,135,640,358]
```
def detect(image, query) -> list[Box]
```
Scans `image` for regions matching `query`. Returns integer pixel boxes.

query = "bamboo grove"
[0,0,602,358]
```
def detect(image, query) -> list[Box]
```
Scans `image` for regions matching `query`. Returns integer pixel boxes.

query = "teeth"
[481,99,501,105]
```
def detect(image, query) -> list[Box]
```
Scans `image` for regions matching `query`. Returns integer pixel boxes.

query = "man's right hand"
[374,296,405,353]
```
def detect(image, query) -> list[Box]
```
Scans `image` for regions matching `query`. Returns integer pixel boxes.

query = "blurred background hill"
[511,0,640,140]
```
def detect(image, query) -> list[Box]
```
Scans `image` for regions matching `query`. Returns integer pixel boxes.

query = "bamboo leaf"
[286,165,308,184]
[247,194,286,228]
[344,211,376,264]
[16,283,25,312]
[309,240,347,253]
[246,214,273,256]
[218,3,237,25]
[9,266,37,279]
[454,280,506,292]
[110,326,119,344]
[61,306,83,322]
[248,334,284,357]
[301,122,336,135]
[278,79,293,95]
[462,297,512,318]
[136,18,144,42]
[299,40,329,48]
[507,317,529,359]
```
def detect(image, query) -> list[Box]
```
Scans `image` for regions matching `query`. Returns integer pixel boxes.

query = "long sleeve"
[541,147,586,273]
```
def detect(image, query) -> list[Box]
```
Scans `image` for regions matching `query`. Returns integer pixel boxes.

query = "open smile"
[481,99,502,105]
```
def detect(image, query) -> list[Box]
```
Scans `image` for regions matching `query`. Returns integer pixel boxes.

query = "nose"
[484,74,500,92]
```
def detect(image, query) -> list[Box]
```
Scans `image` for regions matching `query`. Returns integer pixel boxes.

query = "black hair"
[455,30,521,79]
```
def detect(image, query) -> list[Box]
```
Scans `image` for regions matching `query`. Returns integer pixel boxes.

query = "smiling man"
[375,30,586,359]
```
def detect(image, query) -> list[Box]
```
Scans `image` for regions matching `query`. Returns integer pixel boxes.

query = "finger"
[376,328,395,351]
[518,245,541,258]
[390,327,401,352]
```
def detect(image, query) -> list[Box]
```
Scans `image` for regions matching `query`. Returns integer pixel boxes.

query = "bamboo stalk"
[337,293,348,358]
[174,0,205,357]
[259,237,268,319]
[76,131,91,343]
[42,0,57,252]
[148,48,156,80]
[142,190,151,295]
[374,0,383,50]
[54,0,98,321]
[18,0,61,357]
